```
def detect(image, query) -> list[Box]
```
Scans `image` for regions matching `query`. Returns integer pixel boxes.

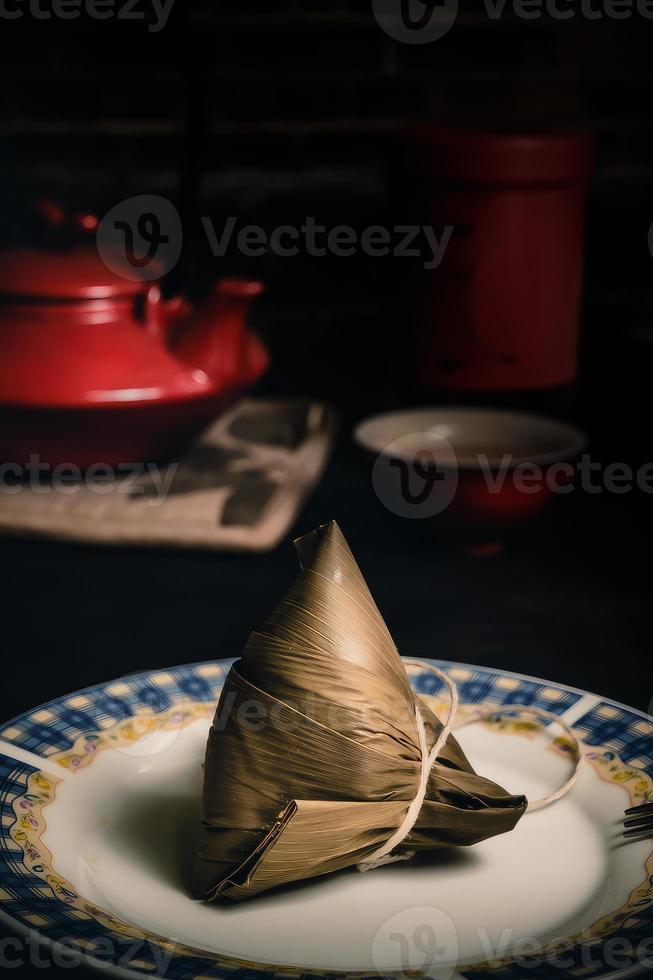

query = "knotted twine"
[358,661,583,873]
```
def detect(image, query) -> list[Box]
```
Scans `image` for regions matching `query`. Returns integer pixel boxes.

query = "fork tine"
[624,824,653,839]
[624,814,653,829]
[622,802,653,839]
[625,802,653,817]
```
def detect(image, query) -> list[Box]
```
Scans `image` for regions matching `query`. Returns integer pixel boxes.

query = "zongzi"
[193,521,528,902]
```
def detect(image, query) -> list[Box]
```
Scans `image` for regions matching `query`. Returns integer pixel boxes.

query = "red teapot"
[0,246,267,468]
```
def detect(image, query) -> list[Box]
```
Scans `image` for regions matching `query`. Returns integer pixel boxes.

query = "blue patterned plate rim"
[0,658,651,980]
[1,656,652,732]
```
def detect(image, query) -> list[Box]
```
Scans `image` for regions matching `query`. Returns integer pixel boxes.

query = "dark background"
[2,0,653,382]
[0,1,652,975]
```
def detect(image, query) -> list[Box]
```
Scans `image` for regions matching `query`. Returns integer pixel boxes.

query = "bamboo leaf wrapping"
[193,521,527,901]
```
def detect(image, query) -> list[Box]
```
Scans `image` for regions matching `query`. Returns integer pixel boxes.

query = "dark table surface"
[1,436,650,722]
[0,421,651,976]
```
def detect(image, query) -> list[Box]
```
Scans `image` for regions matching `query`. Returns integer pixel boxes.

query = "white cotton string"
[357,662,584,873]
[455,703,583,812]
[357,663,459,872]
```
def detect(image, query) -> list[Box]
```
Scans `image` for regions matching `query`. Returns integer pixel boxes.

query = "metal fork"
[623,802,653,839]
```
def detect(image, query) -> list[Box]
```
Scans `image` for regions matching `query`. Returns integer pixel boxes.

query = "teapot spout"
[170,278,266,389]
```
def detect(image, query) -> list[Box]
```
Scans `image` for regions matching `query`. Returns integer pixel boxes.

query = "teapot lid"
[0,246,157,299]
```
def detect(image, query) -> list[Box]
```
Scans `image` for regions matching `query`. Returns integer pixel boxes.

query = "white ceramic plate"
[0,659,651,980]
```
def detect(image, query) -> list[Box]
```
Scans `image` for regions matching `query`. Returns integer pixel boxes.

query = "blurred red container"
[405,129,594,397]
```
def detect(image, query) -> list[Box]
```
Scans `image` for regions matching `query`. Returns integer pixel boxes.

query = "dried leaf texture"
[193,521,526,901]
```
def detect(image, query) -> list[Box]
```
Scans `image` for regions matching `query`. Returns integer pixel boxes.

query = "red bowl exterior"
[355,408,585,551]
[448,468,557,530]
